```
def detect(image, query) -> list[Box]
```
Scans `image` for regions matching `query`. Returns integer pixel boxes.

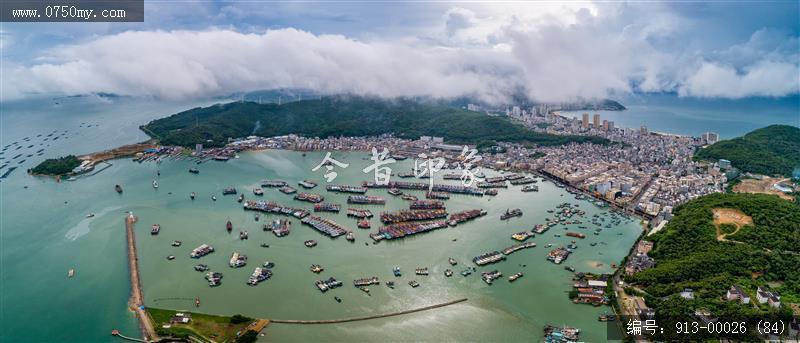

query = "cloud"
[2,2,798,103]
[679,61,800,98]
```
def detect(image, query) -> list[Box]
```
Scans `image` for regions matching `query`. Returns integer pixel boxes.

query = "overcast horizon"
[2,1,799,104]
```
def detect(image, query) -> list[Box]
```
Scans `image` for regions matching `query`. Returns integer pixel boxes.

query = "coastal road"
[125,213,159,342]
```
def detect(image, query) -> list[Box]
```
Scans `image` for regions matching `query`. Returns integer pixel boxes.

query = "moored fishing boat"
[253,188,264,196]
[151,224,161,235]
[115,184,123,193]
[357,219,370,229]
[508,272,523,282]
[500,208,523,220]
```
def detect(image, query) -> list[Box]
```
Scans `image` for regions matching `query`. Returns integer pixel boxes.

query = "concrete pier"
[125,213,159,342]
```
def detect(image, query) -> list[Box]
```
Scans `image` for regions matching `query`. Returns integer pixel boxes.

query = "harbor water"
[10,94,793,341]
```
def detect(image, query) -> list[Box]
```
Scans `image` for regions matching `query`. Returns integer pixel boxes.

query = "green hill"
[30,155,81,176]
[627,193,799,340]
[695,124,800,176]
[142,96,607,148]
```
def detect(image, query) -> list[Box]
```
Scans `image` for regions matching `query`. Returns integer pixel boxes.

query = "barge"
[314,202,341,213]
[190,244,214,258]
[380,209,448,224]
[347,195,386,205]
[473,251,505,266]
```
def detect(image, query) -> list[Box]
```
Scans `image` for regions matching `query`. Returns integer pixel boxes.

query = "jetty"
[270,298,467,324]
[124,213,159,342]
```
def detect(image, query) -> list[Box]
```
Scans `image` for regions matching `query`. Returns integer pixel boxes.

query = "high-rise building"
[701,132,719,145]
[582,113,589,129]
[608,121,615,131]
[640,125,648,135]
[602,120,609,131]
[593,114,600,128]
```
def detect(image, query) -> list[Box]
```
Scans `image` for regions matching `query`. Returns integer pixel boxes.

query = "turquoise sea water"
[0,94,795,342]
[562,94,799,138]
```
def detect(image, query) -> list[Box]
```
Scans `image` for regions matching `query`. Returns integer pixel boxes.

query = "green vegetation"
[530,151,546,159]
[147,307,253,342]
[143,96,607,148]
[626,193,799,340]
[235,331,258,343]
[30,155,81,176]
[695,125,800,176]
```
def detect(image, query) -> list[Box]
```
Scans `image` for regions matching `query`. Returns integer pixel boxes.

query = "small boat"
[357,219,370,229]
[166,255,175,260]
[393,267,401,277]
[194,264,209,272]
[212,195,217,201]
[253,188,264,196]
[508,272,523,282]
[334,296,342,303]
[263,261,275,268]
[190,192,196,200]
[195,298,200,307]
[448,257,457,266]
[386,281,395,289]
[408,280,420,288]
[388,188,402,196]
[188,168,199,174]
[152,180,158,189]
[151,224,161,235]
[360,287,370,294]
[86,213,95,218]
[171,240,182,247]
[304,240,317,248]
[239,230,249,240]
[346,232,355,242]
[310,264,324,273]
[238,194,245,203]
[260,243,270,248]
[68,268,75,278]
[115,184,123,193]
[254,213,260,221]
[444,269,453,277]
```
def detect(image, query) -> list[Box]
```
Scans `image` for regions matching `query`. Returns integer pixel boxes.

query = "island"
[695,124,800,177]
[142,95,608,148]
[625,193,799,341]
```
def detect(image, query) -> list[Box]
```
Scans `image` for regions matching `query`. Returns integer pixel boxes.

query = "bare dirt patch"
[713,208,753,241]
[79,140,158,164]
[734,177,795,201]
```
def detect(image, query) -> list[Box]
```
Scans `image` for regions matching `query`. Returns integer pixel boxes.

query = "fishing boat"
[346,232,355,242]
[500,208,522,220]
[239,230,248,240]
[226,220,233,232]
[152,180,158,188]
[334,296,342,303]
[194,264,209,272]
[86,213,95,218]
[388,188,402,196]
[229,252,247,268]
[304,240,317,248]
[393,267,401,277]
[415,268,429,276]
[508,272,523,282]
[115,184,123,193]
[310,264,324,273]
[253,188,264,196]
[222,187,237,195]
[386,281,395,289]
[68,268,75,278]
[238,194,245,203]
[444,269,453,277]
[212,195,217,201]
[188,168,199,174]
[408,280,420,288]
[448,257,457,266]
[171,240,182,247]
[190,192,196,200]
[263,261,275,268]
[151,224,161,235]
[357,219,370,229]
[166,255,175,260]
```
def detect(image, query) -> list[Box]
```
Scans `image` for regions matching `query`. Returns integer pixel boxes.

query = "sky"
[1,1,799,104]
